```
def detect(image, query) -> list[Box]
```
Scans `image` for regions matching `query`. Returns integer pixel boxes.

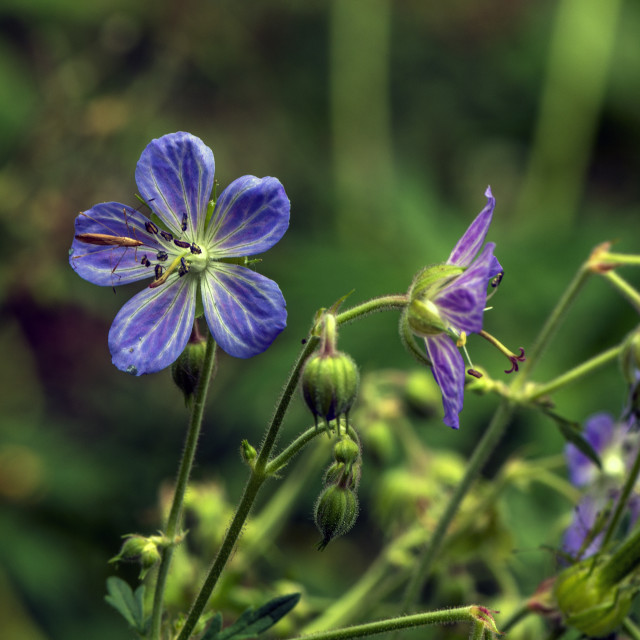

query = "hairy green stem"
[150,334,217,640]
[289,606,488,640]
[176,295,406,639]
[524,344,622,402]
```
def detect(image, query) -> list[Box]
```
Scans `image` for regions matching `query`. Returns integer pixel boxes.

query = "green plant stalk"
[623,617,640,640]
[603,269,640,312]
[600,252,640,267]
[599,518,640,587]
[150,334,218,640]
[176,295,407,640]
[289,606,489,640]
[402,260,594,612]
[524,344,623,402]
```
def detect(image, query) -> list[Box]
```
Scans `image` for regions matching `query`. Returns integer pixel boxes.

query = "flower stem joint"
[301,314,359,434]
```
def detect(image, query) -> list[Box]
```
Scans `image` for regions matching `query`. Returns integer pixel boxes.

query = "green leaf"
[105,576,146,632]
[215,593,301,640]
[544,410,602,469]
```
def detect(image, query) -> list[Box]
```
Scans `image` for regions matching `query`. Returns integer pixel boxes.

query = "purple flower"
[70,132,289,375]
[406,187,501,429]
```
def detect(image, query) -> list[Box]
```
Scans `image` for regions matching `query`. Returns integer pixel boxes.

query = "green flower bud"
[314,484,358,550]
[110,534,163,579]
[171,337,209,404]
[333,437,360,467]
[302,350,359,429]
[240,439,257,467]
[554,556,634,637]
[323,460,360,489]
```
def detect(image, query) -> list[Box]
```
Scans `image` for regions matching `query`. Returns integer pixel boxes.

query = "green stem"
[288,606,486,640]
[524,344,622,402]
[602,269,640,312]
[150,334,218,640]
[623,617,640,640]
[400,399,515,611]
[500,604,532,633]
[600,439,640,555]
[176,295,405,640]
[515,263,592,389]
[600,252,640,267]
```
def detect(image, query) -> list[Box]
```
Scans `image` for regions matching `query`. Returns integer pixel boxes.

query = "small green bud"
[240,439,257,466]
[323,460,360,489]
[554,556,634,637]
[333,437,360,467]
[171,337,208,404]
[302,351,359,428]
[314,484,358,550]
[110,534,163,579]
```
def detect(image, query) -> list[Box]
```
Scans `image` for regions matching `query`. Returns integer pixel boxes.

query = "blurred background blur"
[1,1,640,638]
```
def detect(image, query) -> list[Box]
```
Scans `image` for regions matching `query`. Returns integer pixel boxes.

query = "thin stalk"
[602,270,640,312]
[150,333,218,640]
[524,344,622,402]
[288,606,488,640]
[401,398,515,611]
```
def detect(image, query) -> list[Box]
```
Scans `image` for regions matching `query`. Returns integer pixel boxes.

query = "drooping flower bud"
[314,484,359,550]
[301,314,359,432]
[554,555,634,637]
[333,436,360,468]
[110,534,165,579]
[171,327,210,405]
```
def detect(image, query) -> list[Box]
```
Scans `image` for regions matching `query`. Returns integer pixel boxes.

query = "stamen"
[190,243,202,254]
[178,257,190,277]
[141,255,151,268]
[181,213,188,232]
[456,331,467,348]
[149,254,185,288]
[479,330,526,374]
[174,239,191,249]
[156,250,168,262]
[467,368,483,378]
[145,221,158,234]
[160,230,173,242]
[154,264,164,280]
[491,271,504,288]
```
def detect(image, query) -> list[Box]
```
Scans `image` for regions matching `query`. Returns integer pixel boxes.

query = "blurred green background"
[1,1,640,638]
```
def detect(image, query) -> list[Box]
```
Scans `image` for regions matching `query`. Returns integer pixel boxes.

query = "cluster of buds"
[314,431,362,550]
[110,533,170,579]
[301,313,359,434]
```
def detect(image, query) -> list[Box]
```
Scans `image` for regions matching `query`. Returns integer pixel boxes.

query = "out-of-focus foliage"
[1,1,640,638]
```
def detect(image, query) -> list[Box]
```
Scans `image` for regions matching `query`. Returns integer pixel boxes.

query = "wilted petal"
[108,276,197,375]
[563,495,605,559]
[206,176,290,257]
[135,132,214,237]
[424,333,465,429]
[447,186,496,267]
[201,263,286,358]
[566,413,615,487]
[435,242,495,334]
[70,203,162,286]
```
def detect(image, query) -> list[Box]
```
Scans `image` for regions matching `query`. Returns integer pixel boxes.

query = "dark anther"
[491,271,504,288]
[160,230,173,241]
[181,213,188,232]
[467,368,483,379]
[178,257,190,277]
[190,243,202,254]
[141,255,151,268]
[155,264,165,280]
[145,221,159,234]
[156,250,168,262]
[504,347,526,374]
[174,239,191,249]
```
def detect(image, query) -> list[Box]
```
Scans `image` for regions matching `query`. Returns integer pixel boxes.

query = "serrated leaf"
[105,576,146,632]
[217,593,301,640]
[544,410,602,469]
[200,612,224,640]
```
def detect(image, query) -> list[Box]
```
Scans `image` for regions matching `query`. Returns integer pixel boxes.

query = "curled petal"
[563,495,604,559]
[201,263,286,358]
[447,186,496,267]
[435,242,495,334]
[206,176,290,257]
[108,276,197,375]
[135,132,214,238]
[425,333,465,429]
[69,203,162,287]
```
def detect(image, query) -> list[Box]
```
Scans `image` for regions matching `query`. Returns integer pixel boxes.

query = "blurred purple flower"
[70,132,289,375]
[413,187,502,429]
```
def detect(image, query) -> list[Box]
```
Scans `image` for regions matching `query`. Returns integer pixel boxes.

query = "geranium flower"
[70,132,289,375]
[405,187,502,429]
